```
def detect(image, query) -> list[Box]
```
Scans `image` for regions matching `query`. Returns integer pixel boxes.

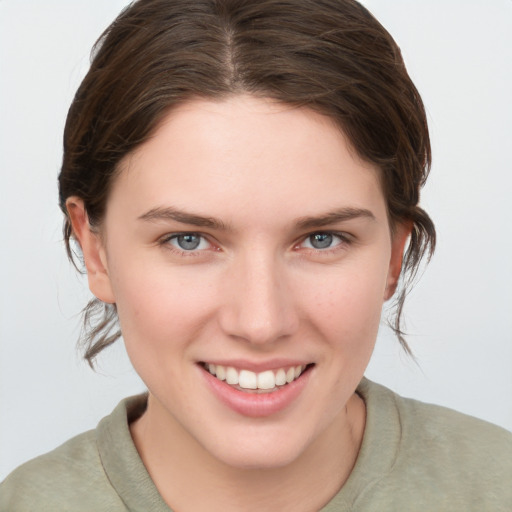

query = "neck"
[130,392,365,512]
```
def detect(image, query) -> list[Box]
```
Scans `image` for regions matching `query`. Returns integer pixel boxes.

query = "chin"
[198,424,315,471]
[212,444,305,471]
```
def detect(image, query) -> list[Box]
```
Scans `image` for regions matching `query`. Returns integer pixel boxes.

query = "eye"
[166,233,211,251]
[300,232,346,250]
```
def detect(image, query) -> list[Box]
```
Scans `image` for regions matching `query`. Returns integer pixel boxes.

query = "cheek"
[110,261,217,353]
[303,260,388,349]
[111,266,222,399]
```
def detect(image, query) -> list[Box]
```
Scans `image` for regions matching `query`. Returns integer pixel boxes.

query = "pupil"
[178,234,200,250]
[310,233,332,249]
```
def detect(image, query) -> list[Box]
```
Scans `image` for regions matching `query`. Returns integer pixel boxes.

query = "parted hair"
[58,0,435,366]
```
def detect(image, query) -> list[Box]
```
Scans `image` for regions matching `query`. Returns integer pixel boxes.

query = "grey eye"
[309,233,333,249]
[174,234,202,250]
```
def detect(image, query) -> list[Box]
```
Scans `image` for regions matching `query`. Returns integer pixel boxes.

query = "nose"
[218,251,299,345]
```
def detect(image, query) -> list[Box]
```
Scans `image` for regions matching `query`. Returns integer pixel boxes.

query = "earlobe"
[66,197,116,304]
[384,222,412,300]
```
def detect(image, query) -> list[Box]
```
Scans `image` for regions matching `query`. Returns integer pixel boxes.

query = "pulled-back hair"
[59,0,435,366]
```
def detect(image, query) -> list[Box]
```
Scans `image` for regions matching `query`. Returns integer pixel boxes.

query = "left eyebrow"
[137,206,229,231]
[295,207,376,230]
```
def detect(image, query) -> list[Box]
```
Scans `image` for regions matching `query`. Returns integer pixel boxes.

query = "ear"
[66,197,116,304]
[384,222,412,300]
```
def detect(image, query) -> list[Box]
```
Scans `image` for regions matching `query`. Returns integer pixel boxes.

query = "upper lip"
[199,359,313,373]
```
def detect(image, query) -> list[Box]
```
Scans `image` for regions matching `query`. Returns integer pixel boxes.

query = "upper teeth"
[207,364,306,390]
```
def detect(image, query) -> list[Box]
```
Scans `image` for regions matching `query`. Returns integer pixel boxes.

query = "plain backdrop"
[1,0,511,480]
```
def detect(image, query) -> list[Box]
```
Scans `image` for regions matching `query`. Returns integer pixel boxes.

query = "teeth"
[239,370,257,389]
[206,363,308,391]
[216,365,226,381]
[275,368,286,386]
[226,367,239,385]
[257,370,275,390]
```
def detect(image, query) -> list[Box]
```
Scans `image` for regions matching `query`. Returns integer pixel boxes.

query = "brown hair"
[59,0,435,366]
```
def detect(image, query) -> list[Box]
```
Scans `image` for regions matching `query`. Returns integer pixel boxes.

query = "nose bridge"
[219,248,298,344]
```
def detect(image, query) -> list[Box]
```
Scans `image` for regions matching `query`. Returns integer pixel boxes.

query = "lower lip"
[200,365,312,418]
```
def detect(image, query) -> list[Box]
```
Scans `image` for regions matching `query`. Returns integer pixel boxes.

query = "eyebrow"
[138,206,229,230]
[296,207,376,229]
[138,205,376,231]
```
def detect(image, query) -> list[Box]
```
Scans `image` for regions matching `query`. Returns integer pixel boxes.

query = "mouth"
[200,362,314,394]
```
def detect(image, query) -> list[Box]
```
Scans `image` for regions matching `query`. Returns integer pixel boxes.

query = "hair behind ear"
[388,207,436,355]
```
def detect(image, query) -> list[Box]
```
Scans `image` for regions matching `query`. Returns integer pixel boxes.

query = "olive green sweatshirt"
[1,378,511,511]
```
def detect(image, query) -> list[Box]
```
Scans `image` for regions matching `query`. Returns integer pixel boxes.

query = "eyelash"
[159,232,215,257]
[296,231,352,254]
[158,231,352,257]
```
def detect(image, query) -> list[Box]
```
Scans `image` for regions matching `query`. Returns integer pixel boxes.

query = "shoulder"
[0,424,127,511]
[393,385,512,468]
[358,379,512,510]
[360,378,512,459]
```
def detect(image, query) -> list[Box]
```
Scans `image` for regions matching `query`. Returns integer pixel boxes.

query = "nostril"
[217,264,299,344]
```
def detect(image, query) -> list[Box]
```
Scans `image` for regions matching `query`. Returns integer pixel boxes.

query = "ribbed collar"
[96,392,172,511]
[320,378,402,511]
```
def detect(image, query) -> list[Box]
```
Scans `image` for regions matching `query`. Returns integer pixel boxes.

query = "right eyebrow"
[295,207,376,230]
[137,206,229,231]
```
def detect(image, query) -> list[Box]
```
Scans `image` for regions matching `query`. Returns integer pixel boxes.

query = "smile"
[199,361,314,417]
[202,363,309,393]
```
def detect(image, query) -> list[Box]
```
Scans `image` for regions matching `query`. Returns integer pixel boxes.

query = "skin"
[68,95,409,511]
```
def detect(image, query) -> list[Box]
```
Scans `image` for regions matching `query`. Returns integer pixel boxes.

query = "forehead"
[111,95,387,227]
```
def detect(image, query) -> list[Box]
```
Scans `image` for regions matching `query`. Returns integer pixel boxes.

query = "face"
[72,95,406,469]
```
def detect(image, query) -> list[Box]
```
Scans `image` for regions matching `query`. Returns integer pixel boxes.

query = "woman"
[1,0,510,510]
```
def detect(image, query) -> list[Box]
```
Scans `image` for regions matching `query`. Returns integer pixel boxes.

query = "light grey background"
[1,0,511,480]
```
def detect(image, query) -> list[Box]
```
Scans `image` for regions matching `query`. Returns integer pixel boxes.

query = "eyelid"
[157,229,352,257]
[295,230,352,251]
[159,231,217,255]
